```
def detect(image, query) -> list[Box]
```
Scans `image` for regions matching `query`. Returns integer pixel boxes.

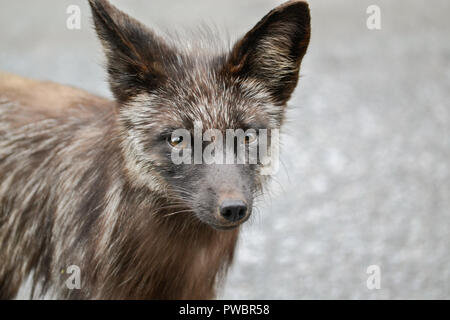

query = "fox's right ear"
[88,0,175,103]
[225,1,311,106]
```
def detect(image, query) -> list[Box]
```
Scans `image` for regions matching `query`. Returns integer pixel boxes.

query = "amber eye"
[168,136,185,148]
[244,132,257,145]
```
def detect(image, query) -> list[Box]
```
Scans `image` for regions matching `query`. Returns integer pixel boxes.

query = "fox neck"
[83,171,240,299]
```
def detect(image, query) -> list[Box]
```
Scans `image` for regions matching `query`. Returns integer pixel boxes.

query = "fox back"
[0,0,310,299]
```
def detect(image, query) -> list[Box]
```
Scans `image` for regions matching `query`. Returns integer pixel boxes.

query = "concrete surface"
[1,0,449,299]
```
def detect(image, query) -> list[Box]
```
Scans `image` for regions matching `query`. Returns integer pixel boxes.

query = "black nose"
[220,200,248,222]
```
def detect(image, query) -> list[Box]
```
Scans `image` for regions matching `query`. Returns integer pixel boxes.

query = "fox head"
[89,0,310,230]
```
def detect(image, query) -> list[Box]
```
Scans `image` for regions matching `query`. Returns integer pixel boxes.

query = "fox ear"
[225,1,311,105]
[88,0,174,103]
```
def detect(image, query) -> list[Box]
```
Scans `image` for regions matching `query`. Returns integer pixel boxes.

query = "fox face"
[89,0,310,230]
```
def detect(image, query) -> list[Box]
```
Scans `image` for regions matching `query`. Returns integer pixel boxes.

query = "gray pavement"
[1,0,449,299]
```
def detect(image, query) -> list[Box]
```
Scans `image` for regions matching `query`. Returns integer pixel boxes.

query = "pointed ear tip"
[88,0,106,5]
[286,0,309,7]
[87,0,98,7]
[88,0,101,11]
[280,1,310,16]
[264,1,310,26]
[283,1,311,27]
[88,0,112,11]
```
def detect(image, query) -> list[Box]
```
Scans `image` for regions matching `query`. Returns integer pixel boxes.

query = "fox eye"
[244,132,257,145]
[168,135,188,149]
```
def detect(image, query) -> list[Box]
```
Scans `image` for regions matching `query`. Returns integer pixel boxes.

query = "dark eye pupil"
[245,134,255,144]
[170,136,183,145]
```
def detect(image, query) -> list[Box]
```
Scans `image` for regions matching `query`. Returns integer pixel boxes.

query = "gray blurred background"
[1,0,449,299]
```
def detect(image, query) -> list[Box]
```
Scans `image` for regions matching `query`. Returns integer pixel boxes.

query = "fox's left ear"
[89,0,176,103]
[225,1,311,105]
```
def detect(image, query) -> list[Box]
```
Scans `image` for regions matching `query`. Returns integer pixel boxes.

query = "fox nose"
[219,200,248,222]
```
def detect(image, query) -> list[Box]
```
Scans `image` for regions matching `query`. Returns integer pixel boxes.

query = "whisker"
[164,209,195,218]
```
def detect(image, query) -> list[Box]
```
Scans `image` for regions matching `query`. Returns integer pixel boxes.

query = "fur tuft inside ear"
[225,1,311,105]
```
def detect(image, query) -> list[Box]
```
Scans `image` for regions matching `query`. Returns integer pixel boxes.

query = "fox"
[0,0,310,299]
